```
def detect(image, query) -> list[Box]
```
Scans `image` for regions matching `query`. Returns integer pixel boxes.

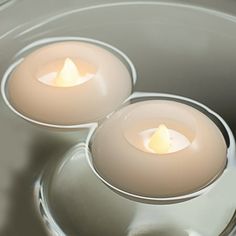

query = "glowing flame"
[54,58,81,87]
[148,124,171,154]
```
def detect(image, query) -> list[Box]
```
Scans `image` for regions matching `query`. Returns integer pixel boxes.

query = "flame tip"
[149,124,171,154]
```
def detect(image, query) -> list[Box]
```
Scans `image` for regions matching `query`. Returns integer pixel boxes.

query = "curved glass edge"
[34,141,236,236]
[219,210,236,236]
[34,174,66,236]
[86,92,236,204]
[4,1,236,41]
[0,0,15,9]
[34,143,93,236]
[0,37,137,130]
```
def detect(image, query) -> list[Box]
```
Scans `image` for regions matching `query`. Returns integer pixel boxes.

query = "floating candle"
[6,41,134,126]
[91,100,227,198]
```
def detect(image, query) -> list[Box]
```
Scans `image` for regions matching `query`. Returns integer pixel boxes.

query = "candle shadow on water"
[0,133,73,236]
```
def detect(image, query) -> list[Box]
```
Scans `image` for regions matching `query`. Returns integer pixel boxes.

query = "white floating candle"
[91,100,227,198]
[7,41,134,126]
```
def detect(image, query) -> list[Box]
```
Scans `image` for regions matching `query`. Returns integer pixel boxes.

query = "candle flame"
[54,58,81,87]
[148,124,171,154]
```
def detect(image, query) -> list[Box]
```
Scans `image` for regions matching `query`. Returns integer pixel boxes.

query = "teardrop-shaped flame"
[148,124,171,154]
[54,58,81,87]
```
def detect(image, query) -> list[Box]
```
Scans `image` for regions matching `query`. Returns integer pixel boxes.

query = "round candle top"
[7,41,133,126]
[91,100,227,198]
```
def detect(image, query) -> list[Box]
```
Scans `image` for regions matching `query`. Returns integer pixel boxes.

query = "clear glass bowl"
[35,93,236,236]
[2,1,236,236]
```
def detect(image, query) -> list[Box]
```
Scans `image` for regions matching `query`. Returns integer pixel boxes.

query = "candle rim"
[90,100,228,168]
[120,100,220,157]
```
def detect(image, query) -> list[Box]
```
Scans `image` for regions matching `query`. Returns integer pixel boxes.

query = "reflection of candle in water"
[91,100,227,198]
[8,41,133,126]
